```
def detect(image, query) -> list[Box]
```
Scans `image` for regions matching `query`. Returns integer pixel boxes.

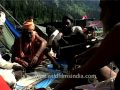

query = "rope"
[0,4,22,27]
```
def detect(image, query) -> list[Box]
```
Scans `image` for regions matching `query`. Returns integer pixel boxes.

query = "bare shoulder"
[72,26,83,34]
[108,22,120,37]
[113,22,120,31]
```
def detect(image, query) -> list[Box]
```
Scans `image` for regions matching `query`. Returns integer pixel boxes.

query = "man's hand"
[30,56,38,67]
[15,57,28,68]
[12,65,24,71]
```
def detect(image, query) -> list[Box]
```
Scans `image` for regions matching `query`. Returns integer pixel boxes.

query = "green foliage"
[0,0,100,25]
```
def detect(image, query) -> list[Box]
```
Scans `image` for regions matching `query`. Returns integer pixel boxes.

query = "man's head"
[62,14,74,35]
[23,17,35,31]
[86,26,96,39]
[62,14,74,28]
[100,0,120,33]
[22,18,35,42]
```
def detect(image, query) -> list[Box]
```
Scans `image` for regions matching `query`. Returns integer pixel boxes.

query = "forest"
[0,0,100,25]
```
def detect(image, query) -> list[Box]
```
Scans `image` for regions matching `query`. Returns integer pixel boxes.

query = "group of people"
[0,10,95,88]
[54,0,120,90]
[1,0,120,89]
[11,17,64,71]
[47,14,89,70]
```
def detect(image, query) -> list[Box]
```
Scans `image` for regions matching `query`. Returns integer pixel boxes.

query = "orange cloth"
[12,37,44,67]
[23,18,35,31]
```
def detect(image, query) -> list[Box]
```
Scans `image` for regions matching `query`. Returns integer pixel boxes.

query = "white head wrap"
[0,11,6,25]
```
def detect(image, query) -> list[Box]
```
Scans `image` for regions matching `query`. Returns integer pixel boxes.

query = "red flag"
[0,76,11,90]
[82,15,88,20]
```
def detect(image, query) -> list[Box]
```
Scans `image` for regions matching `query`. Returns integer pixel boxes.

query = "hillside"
[43,0,100,18]
[0,0,100,25]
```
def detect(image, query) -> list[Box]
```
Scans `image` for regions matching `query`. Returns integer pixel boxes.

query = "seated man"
[11,17,61,71]
[49,14,87,70]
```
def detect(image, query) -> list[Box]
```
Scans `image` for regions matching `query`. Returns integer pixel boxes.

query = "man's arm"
[0,54,24,69]
[74,25,120,75]
[75,42,100,64]
[54,26,120,90]
[35,33,47,57]
[11,38,21,62]
[29,33,47,66]
[11,38,29,67]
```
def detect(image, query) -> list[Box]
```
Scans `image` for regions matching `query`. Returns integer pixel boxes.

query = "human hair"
[62,14,74,23]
